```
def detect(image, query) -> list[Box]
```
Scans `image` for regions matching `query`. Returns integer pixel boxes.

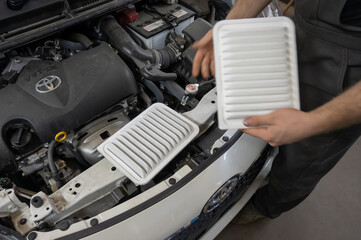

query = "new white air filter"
[213,17,300,129]
[97,103,199,185]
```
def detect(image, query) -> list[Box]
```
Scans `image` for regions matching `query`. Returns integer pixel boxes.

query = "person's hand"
[241,108,316,146]
[192,30,215,79]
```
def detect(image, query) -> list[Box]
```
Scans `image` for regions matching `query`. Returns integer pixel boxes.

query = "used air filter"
[97,103,199,185]
[213,17,300,129]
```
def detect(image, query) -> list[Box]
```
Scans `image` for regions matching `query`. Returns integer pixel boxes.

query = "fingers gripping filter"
[213,17,300,129]
[97,103,199,185]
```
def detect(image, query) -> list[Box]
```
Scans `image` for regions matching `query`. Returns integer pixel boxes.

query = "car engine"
[0,0,280,238]
[0,1,221,236]
[1,42,137,167]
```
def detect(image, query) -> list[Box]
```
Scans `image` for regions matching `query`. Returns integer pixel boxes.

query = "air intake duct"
[100,16,177,81]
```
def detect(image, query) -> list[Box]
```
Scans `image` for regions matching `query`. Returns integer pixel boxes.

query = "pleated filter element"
[97,103,199,185]
[213,17,300,129]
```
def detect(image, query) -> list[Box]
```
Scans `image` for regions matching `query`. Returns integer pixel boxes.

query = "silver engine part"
[72,111,130,165]
[11,159,127,235]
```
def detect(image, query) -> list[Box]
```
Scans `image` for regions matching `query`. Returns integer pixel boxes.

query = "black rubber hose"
[144,79,164,103]
[100,16,178,69]
[59,40,87,50]
[158,47,178,69]
[48,140,57,175]
[199,78,215,88]
[67,33,93,49]
[48,140,61,188]
[100,17,155,64]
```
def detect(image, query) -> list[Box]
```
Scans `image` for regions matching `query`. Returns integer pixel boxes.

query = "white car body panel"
[84,134,268,240]
[201,147,276,240]
[33,133,272,240]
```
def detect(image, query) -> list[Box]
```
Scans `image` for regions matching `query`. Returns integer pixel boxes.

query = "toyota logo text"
[36,75,62,93]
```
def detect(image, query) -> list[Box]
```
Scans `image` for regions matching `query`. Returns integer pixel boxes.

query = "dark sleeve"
[340,0,361,27]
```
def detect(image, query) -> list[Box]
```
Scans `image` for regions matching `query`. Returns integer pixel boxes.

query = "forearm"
[242,80,361,146]
[226,0,273,19]
[307,80,361,135]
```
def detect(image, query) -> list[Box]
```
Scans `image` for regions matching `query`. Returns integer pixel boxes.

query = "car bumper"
[32,133,274,240]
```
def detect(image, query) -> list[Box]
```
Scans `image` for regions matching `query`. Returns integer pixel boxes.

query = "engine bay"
[0,0,229,236]
[0,0,280,238]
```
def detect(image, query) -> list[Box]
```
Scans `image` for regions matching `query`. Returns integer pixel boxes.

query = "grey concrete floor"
[216,137,361,240]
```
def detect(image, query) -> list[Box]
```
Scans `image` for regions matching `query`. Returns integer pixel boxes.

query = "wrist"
[306,109,333,136]
[226,0,273,20]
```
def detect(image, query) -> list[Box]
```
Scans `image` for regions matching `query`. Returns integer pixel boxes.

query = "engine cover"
[0,42,137,167]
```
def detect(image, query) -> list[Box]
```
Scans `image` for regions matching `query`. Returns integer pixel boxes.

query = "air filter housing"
[213,17,300,129]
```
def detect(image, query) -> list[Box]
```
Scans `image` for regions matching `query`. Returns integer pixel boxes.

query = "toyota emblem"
[36,75,62,93]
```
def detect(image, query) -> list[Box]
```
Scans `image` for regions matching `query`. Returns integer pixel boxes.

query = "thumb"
[243,114,272,127]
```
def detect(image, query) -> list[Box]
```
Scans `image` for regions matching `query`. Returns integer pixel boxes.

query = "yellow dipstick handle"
[55,131,67,142]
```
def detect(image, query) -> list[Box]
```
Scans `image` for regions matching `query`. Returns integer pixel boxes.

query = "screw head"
[28,232,37,240]
[90,218,99,226]
[222,136,229,142]
[168,178,176,185]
